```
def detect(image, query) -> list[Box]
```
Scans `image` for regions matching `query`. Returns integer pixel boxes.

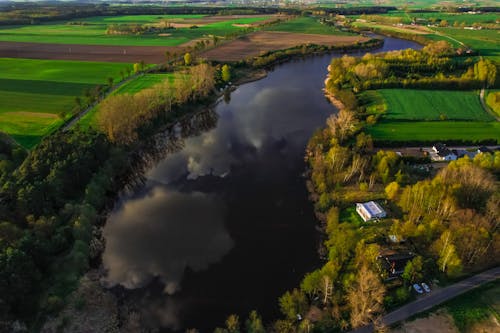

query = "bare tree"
[347,263,386,329]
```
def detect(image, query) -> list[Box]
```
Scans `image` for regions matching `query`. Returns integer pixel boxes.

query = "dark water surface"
[102,37,422,332]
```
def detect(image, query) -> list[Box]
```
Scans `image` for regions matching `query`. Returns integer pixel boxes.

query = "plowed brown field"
[0,41,176,63]
[201,31,369,62]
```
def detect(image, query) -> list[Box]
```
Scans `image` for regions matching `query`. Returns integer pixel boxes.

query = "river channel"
[101,36,422,332]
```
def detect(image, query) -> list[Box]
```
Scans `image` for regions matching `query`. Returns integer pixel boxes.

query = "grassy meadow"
[379,89,493,121]
[0,58,131,148]
[0,15,273,46]
[113,73,174,95]
[428,28,500,61]
[362,88,499,143]
[366,121,500,143]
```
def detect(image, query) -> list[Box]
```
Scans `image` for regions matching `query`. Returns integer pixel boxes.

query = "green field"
[0,15,272,46]
[113,73,174,95]
[359,11,500,26]
[378,89,493,121]
[429,28,500,61]
[0,58,132,148]
[367,121,500,143]
[266,16,354,35]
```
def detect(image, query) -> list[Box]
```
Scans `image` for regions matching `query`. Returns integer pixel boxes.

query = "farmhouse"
[431,143,457,161]
[356,201,386,222]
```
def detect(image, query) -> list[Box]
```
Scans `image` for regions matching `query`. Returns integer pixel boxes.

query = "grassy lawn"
[0,58,132,148]
[379,89,493,121]
[266,16,354,35]
[367,121,500,143]
[113,73,174,95]
[0,15,272,46]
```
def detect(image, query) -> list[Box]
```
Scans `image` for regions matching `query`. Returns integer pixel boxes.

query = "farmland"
[266,16,354,35]
[0,14,275,47]
[378,89,493,121]
[201,31,369,62]
[428,28,500,61]
[366,121,500,143]
[0,58,131,148]
[113,73,174,95]
[348,11,500,61]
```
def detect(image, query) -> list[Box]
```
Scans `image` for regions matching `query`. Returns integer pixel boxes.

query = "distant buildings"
[356,201,386,222]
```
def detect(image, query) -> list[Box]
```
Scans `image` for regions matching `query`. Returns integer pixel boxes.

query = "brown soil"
[201,31,369,62]
[392,310,458,333]
[0,41,178,63]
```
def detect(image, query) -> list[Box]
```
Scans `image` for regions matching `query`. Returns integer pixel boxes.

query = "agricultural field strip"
[379,89,494,122]
[367,121,500,142]
[0,58,131,147]
[113,73,174,95]
[0,15,274,47]
[265,16,355,35]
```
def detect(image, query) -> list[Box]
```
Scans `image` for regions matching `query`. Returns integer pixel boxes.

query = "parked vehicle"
[421,282,431,293]
[413,283,424,294]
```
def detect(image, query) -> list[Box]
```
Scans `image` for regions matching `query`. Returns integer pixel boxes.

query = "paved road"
[351,266,500,333]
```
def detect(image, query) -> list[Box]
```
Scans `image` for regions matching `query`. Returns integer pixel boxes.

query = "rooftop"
[360,201,384,216]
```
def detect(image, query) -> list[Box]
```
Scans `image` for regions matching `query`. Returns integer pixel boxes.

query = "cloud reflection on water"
[102,187,232,295]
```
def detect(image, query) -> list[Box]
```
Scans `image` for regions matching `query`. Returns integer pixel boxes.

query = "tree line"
[97,62,217,145]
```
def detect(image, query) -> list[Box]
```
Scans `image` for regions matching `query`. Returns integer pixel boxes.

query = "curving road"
[350,266,500,333]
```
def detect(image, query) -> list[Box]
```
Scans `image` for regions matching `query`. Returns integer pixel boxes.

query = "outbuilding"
[356,201,386,222]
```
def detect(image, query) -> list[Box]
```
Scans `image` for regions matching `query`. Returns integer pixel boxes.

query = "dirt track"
[0,41,178,63]
[201,31,370,62]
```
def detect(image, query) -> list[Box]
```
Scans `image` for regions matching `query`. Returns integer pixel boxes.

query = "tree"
[279,289,308,321]
[184,52,192,66]
[432,230,462,277]
[225,314,240,333]
[107,77,114,88]
[347,263,386,329]
[245,310,265,333]
[385,181,399,200]
[189,63,216,99]
[300,269,322,299]
[133,62,141,74]
[402,256,423,284]
[221,64,231,83]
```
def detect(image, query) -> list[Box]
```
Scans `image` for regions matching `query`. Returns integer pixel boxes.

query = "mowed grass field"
[266,16,354,35]
[365,89,499,143]
[113,73,174,95]
[367,121,500,143]
[379,89,493,121]
[429,28,500,61]
[0,58,131,148]
[0,15,273,46]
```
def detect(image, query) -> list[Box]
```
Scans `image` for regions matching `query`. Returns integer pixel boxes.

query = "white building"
[356,201,386,222]
[431,143,457,161]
